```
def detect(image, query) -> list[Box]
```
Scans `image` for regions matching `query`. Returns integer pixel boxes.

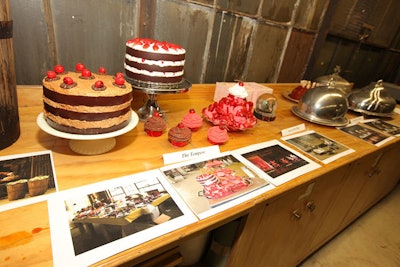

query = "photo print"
[49,169,196,267]
[282,130,355,164]
[0,150,57,211]
[233,140,320,186]
[160,152,273,219]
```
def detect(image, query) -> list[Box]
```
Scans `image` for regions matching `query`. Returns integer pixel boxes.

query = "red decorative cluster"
[127,38,183,51]
[202,94,257,131]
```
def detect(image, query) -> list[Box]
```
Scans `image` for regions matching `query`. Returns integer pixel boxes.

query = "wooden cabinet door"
[228,165,348,266]
[342,143,400,226]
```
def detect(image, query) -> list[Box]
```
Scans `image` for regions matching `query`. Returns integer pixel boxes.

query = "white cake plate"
[37,112,139,155]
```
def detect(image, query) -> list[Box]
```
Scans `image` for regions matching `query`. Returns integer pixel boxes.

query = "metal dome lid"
[291,79,349,126]
[314,66,352,95]
[348,80,396,117]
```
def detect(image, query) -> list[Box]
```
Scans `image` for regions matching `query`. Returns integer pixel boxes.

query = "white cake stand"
[37,112,139,155]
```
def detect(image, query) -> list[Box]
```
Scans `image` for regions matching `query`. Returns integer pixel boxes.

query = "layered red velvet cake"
[124,38,186,84]
[42,64,133,134]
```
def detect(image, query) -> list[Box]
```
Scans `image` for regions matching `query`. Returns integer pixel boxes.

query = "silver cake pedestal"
[126,77,192,121]
[37,112,139,155]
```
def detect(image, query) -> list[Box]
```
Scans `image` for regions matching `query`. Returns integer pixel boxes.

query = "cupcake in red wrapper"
[181,108,203,131]
[207,125,229,145]
[168,123,192,147]
[144,112,166,137]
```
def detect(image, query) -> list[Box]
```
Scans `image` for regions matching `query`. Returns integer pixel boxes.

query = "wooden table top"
[0,83,399,266]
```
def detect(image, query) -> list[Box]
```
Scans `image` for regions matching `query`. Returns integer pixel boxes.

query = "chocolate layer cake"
[42,66,132,134]
[124,38,186,84]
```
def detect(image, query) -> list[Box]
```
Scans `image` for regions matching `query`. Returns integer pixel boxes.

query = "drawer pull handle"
[306,201,316,212]
[291,210,302,221]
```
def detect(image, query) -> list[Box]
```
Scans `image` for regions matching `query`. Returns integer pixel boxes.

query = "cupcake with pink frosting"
[207,125,229,145]
[181,109,203,131]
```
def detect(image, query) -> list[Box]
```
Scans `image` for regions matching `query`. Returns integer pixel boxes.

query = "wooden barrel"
[0,1,20,150]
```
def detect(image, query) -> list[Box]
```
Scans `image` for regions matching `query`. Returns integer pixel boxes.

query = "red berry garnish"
[98,67,106,74]
[94,80,104,88]
[115,72,124,79]
[75,63,85,72]
[54,65,64,74]
[63,77,74,85]
[115,76,125,85]
[153,44,159,51]
[46,70,56,79]
[189,109,196,113]
[81,69,92,77]
[238,81,244,86]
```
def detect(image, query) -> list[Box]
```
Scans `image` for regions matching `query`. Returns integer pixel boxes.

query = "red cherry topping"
[115,72,124,79]
[81,69,92,77]
[75,63,85,72]
[98,67,106,74]
[54,65,64,74]
[63,77,74,85]
[46,70,57,79]
[153,112,160,117]
[115,76,125,85]
[189,109,196,114]
[238,81,244,86]
[94,80,104,88]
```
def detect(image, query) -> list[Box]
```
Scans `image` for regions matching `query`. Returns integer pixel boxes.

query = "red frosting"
[127,38,184,52]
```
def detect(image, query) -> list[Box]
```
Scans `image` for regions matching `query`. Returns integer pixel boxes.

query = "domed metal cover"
[348,80,396,117]
[315,66,352,95]
[291,82,349,126]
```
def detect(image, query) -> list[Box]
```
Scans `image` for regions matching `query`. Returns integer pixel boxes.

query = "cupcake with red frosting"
[144,112,166,137]
[168,123,192,147]
[207,126,229,145]
[181,109,203,131]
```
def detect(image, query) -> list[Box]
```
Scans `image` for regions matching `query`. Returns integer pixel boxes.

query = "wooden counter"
[1,84,399,266]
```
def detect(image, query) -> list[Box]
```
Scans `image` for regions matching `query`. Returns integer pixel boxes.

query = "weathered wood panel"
[204,11,239,82]
[246,23,288,82]
[278,29,315,82]
[261,0,297,23]
[216,0,261,16]
[155,1,211,84]
[224,17,254,82]
[51,0,139,75]
[294,0,329,31]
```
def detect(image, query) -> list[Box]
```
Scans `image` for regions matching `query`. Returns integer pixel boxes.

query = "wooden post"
[0,0,20,150]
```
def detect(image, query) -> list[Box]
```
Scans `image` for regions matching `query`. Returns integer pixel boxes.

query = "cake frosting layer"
[124,38,186,84]
[42,68,133,134]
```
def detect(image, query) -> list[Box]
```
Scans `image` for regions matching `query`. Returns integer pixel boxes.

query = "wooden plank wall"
[7,0,400,87]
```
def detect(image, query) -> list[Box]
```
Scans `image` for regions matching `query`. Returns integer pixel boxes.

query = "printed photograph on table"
[338,123,394,146]
[0,150,57,211]
[48,169,197,267]
[282,130,355,164]
[233,140,320,186]
[160,152,273,220]
[361,119,400,136]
